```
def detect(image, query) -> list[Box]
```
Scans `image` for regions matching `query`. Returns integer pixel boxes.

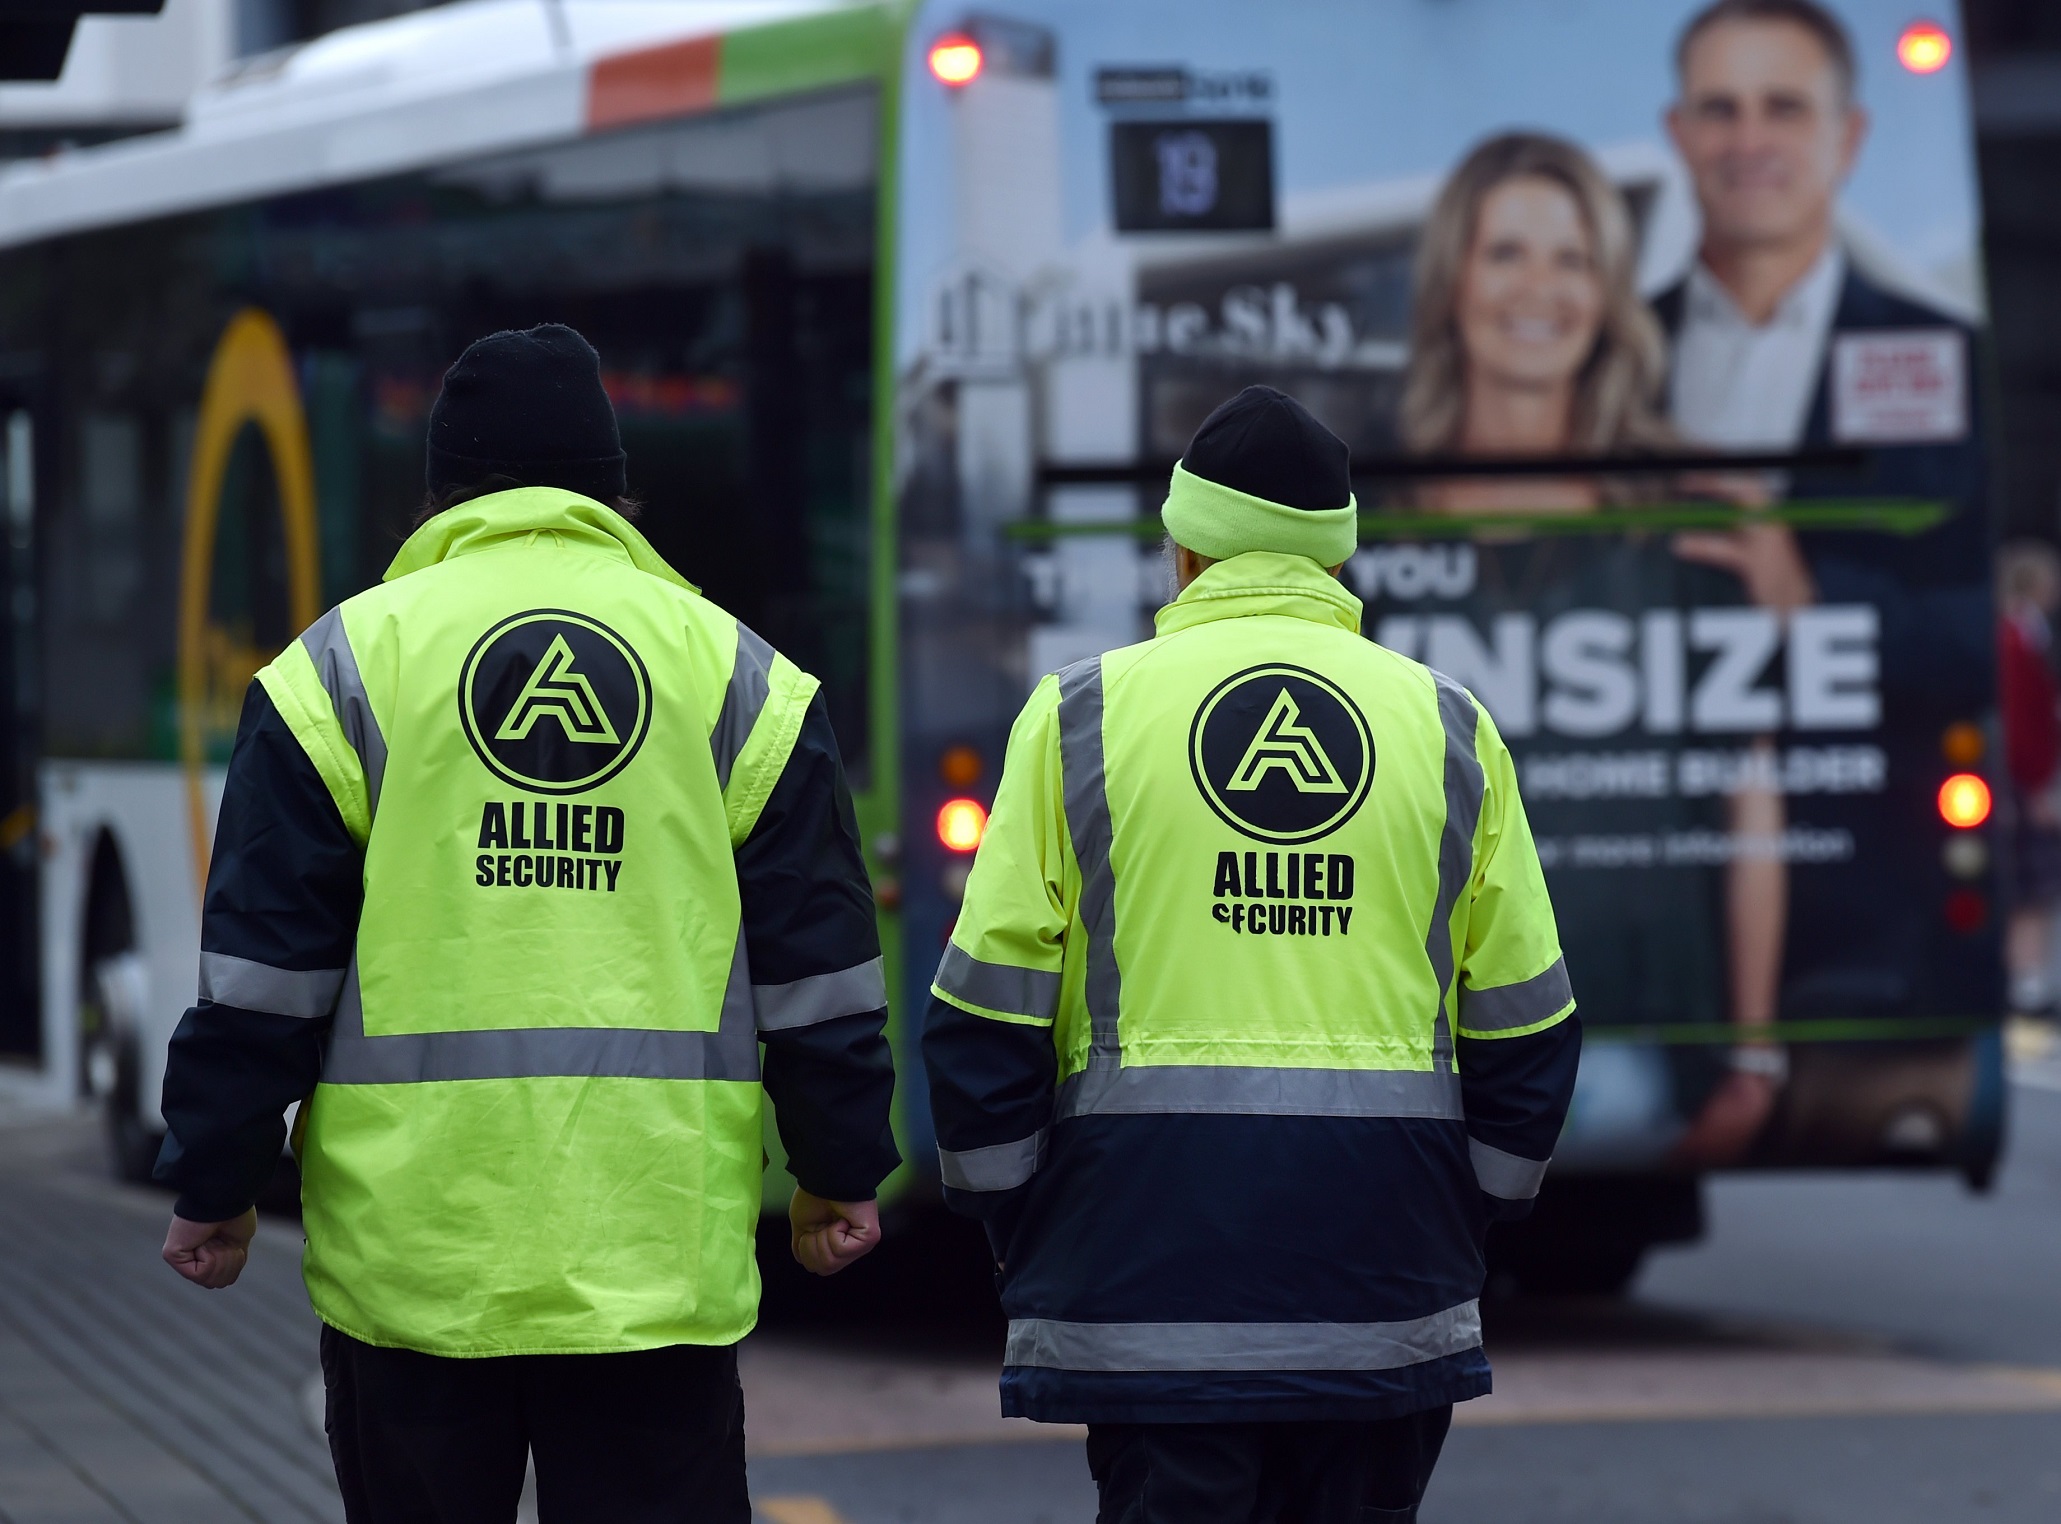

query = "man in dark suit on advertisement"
[1648,0,1995,1167]
[1654,0,1978,484]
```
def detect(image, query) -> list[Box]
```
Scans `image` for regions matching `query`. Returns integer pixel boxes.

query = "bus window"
[6,87,879,782]
[0,48,885,1161]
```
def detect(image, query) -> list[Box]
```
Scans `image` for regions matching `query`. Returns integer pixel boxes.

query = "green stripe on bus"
[1000,499,1954,545]
[858,0,913,1209]
[1584,1016,1998,1046]
[1356,499,1952,540]
[718,4,895,107]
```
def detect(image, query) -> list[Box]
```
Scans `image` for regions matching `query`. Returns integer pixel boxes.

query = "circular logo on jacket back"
[459,610,652,793]
[1189,664,1374,843]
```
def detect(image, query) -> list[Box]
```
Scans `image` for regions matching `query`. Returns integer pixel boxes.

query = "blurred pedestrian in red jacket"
[1998,540,2061,1017]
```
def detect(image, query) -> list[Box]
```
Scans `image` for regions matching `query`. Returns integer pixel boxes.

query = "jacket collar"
[383,487,696,592]
[1154,551,1362,638]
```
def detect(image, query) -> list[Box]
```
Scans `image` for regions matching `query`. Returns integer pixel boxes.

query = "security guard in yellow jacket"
[923,387,1581,1524]
[155,325,897,1523]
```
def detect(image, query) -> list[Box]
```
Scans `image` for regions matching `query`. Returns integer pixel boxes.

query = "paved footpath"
[0,1107,341,1524]
[8,1071,2061,1523]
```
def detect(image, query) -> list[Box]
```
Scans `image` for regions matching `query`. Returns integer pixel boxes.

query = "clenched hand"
[789,1189,881,1276]
[162,1209,258,1289]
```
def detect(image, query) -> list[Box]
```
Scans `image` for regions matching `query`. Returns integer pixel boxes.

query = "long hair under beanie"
[1160,386,1358,566]
[425,324,628,504]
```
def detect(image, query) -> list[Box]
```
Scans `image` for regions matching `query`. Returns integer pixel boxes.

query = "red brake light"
[1944,889,1987,934]
[1897,21,1952,74]
[937,798,989,852]
[1938,773,1990,829]
[928,34,983,86]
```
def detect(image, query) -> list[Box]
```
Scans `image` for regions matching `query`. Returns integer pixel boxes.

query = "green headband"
[1160,461,1359,567]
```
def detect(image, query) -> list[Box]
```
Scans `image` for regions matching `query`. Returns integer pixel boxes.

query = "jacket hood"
[383,487,696,593]
[1153,550,1362,639]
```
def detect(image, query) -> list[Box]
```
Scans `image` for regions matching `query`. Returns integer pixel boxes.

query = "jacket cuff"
[170,1188,258,1224]
[790,1152,896,1204]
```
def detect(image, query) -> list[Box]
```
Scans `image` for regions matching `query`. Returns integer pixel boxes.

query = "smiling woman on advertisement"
[1399,132,1673,514]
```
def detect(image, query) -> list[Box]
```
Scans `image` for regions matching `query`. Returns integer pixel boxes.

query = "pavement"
[0,1103,339,1523]
[2,1063,2060,1524]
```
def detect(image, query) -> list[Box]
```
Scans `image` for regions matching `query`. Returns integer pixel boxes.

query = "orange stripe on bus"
[586,34,722,131]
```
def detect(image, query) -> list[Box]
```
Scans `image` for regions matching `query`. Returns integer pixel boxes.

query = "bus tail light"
[937,797,989,852]
[1943,834,1987,880]
[1897,21,1952,74]
[1937,773,1991,829]
[940,744,983,787]
[928,34,983,86]
[1944,889,1987,934]
[1940,722,1984,765]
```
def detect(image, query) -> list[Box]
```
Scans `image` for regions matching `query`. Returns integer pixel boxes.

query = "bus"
[0,0,2000,1286]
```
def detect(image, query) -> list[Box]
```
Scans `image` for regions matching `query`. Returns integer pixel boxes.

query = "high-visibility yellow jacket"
[923,550,1580,1423]
[157,488,897,1356]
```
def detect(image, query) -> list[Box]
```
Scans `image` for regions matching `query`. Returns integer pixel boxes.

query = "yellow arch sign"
[178,308,323,896]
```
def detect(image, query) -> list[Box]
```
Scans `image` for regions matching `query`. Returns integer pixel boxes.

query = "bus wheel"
[83,953,162,1184]
[77,833,161,1184]
[102,1030,164,1185]
[1486,1175,1704,1300]
[1500,1243,1647,1299]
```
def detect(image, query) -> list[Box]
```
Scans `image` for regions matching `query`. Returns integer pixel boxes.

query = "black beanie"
[426,324,628,503]
[1183,385,1351,511]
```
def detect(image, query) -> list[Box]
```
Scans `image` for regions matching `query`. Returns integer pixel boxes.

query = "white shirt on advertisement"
[1670,244,1847,450]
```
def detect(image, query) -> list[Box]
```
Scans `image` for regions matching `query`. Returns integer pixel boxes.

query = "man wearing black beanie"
[154,323,900,1522]
[422,324,630,510]
[925,385,1581,1523]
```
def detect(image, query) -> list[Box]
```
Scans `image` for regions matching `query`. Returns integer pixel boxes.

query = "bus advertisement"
[892,0,1995,1284]
[0,0,1998,1284]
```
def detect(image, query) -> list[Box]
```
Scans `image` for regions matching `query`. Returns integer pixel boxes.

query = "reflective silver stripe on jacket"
[321,937,760,1084]
[1056,658,1121,1067]
[712,623,776,791]
[1004,1301,1481,1372]
[1054,1064,1464,1121]
[198,951,344,1019]
[1469,1138,1550,1201]
[1424,673,1484,1072]
[1459,957,1572,1035]
[754,958,887,1032]
[301,606,387,818]
[937,1128,1049,1192]
[934,944,1061,1022]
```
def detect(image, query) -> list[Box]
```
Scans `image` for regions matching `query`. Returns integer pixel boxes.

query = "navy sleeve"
[921,993,1056,1259]
[154,682,364,1221]
[741,692,900,1202]
[1457,1013,1583,1223]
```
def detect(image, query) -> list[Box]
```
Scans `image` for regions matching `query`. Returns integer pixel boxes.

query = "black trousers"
[1086,1407,1453,1524]
[320,1325,750,1524]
